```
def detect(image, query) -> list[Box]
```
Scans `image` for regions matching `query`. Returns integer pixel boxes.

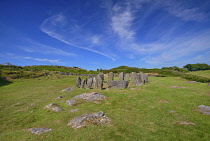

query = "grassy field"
[0,74,210,141]
[187,70,210,78]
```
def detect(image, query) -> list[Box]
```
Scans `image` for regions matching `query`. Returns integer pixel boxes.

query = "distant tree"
[184,63,210,71]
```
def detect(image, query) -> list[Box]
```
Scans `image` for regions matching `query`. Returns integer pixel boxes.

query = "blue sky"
[0,0,210,70]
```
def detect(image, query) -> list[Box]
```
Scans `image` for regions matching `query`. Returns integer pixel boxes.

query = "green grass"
[187,70,210,79]
[0,75,210,141]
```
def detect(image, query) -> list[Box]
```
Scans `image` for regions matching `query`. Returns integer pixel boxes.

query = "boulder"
[107,80,129,89]
[62,87,73,92]
[45,103,57,109]
[27,128,52,134]
[76,77,81,88]
[52,107,62,112]
[73,92,106,101]
[69,109,79,113]
[197,105,210,115]
[67,111,110,129]
[66,99,77,106]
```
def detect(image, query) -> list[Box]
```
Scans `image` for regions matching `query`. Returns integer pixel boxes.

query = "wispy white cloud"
[5,53,61,64]
[158,0,207,22]
[40,13,116,61]
[111,2,136,40]
[19,39,76,56]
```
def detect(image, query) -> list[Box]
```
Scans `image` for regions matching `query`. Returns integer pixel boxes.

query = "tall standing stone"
[131,72,143,86]
[119,72,124,81]
[108,72,114,82]
[125,73,130,81]
[76,77,81,88]
[93,75,103,90]
[80,79,86,89]
[144,73,149,83]
[86,78,93,89]
[88,75,92,79]
[98,73,104,81]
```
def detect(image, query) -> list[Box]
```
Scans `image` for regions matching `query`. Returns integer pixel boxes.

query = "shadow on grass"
[0,78,12,87]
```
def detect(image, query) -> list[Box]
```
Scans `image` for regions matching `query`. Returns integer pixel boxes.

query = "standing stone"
[144,73,149,83]
[108,72,114,82]
[92,77,96,89]
[86,78,93,89]
[98,73,104,81]
[80,79,86,89]
[88,75,92,79]
[119,72,124,81]
[107,80,129,89]
[139,73,145,84]
[76,77,81,88]
[125,73,130,81]
[93,75,103,89]
[131,72,143,86]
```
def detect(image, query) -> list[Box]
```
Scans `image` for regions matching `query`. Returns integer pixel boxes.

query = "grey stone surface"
[208,83,210,86]
[45,103,57,109]
[80,79,86,89]
[88,75,92,79]
[27,128,52,134]
[119,72,124,81]
[62,87,73,92]
[69,109,79,113]
[76,77,81,88]
[66,99,77,106]
[52,107,62,112]
[108,72,114,82]
[67,111,110,129]
[73,92,106,101]
[131,72,143,86]
[93,75,103,89]
[124,73,130,81]
[107,80,129,89]
[56,96,63,99]
[185,81,197,83]
[86,78,93,89]
[198,105,210,115]
[98,73,104,81]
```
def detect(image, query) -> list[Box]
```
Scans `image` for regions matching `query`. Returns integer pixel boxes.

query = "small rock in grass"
[66,99,77,106]
[67,111,110,129]
[184,81,197,83]
[56,96,63,99]
[52,107,62,112]
[169,111,176,114]
[197,105,210,115]
[45,103,57,109]
[62,87,73,92]
[159,100,169,103]
[27,128,52,134]
[174,121,195,125]
[69,109,79,113]
[73,92,106,101]
[170,86,186,88]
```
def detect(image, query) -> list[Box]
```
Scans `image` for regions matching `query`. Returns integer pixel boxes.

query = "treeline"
[183,63,210,71]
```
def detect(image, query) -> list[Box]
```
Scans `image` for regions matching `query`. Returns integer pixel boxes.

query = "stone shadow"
[0,78,12,87]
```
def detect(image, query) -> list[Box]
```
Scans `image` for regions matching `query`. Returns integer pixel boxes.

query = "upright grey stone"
[119,72,124,81]
[139,73,145,84]
[86,78,93,89]
[144,73,149,83]
[88,75,92,79]
[131,72,143,86]
[125,73,130,81]
[108,72,114,82]
[98,73,104,81]
[93,75,103,89]
[80,79,86,89]
[92,77,96,89]
[76,77,81,88]
[107,80,129,89]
